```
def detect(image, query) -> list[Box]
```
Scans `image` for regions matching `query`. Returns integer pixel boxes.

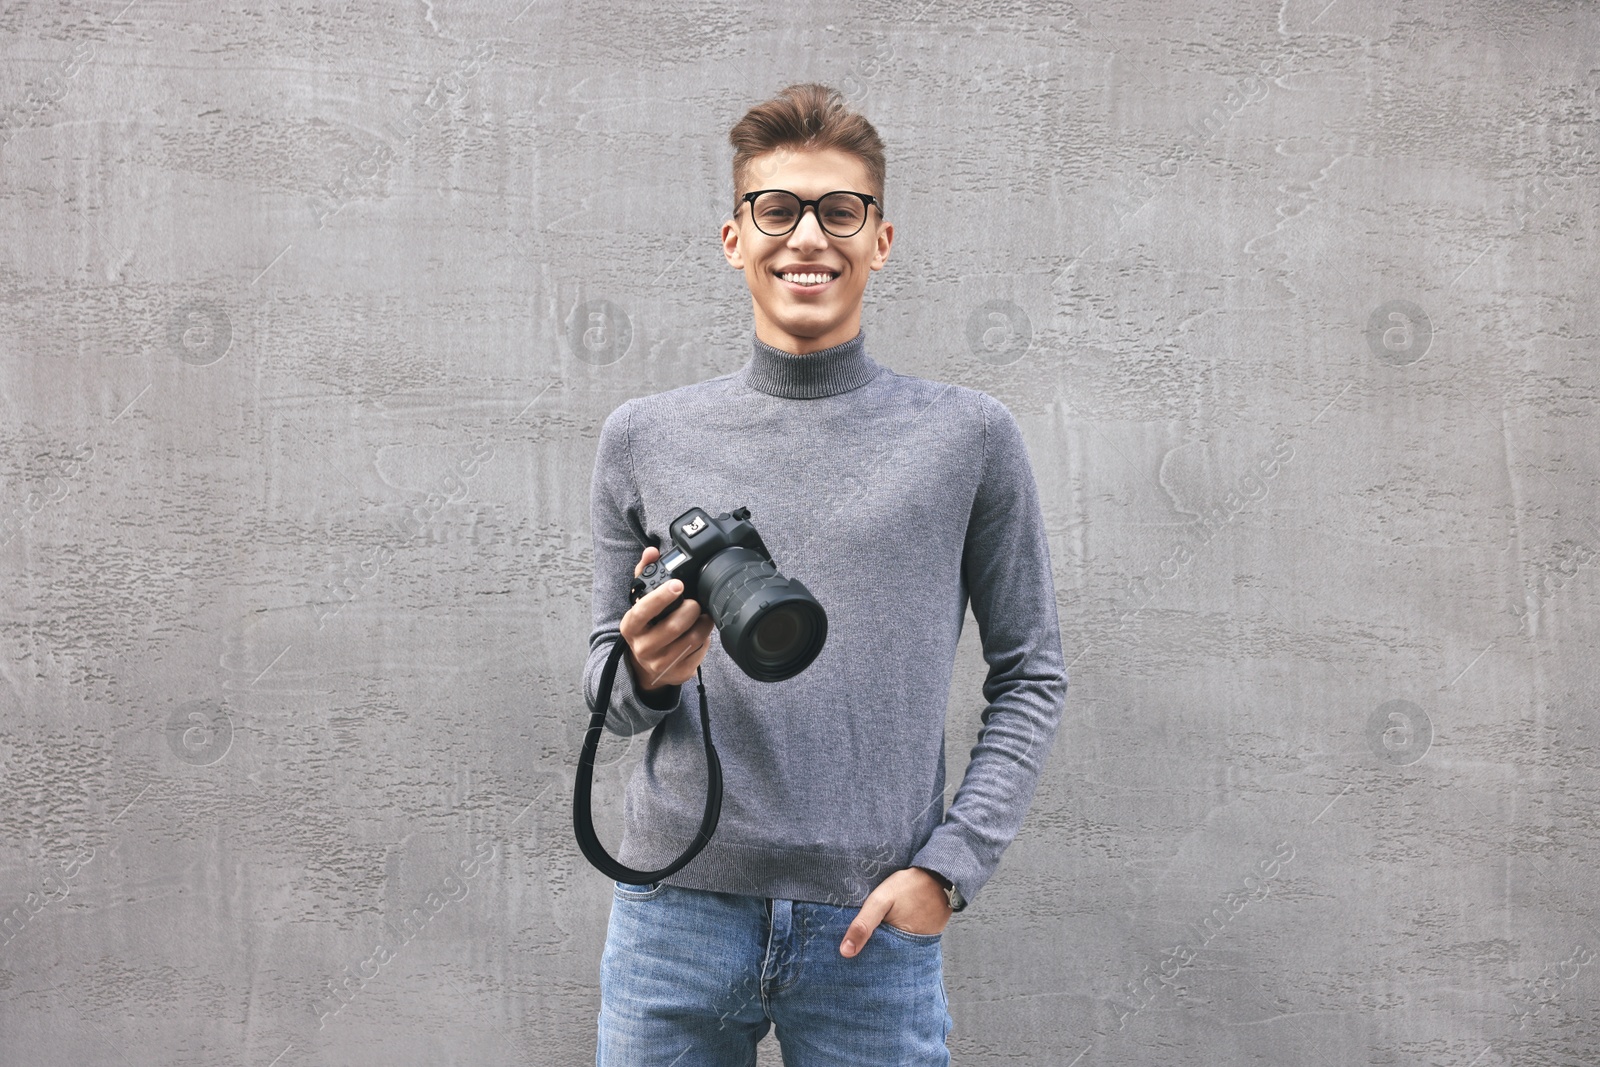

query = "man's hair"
[728,83,886,216]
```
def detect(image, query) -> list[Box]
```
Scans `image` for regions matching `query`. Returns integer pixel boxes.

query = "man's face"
[720,147,893,355]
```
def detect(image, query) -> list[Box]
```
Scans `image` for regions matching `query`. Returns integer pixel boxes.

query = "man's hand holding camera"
[622,546,716,692]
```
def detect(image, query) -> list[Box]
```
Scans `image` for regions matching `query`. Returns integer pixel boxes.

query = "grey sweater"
[583,329,1068,909]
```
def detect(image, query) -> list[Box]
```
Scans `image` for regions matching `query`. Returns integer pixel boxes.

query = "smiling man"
[584,83,1068,1065]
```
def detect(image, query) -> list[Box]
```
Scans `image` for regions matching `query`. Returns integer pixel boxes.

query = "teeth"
[780,272,835,286]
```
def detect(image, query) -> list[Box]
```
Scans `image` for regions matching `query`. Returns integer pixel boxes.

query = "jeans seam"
[759,900,779,1015]
[764,904,819,996]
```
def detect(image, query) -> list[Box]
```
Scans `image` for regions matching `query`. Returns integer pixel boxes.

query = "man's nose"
[789,207,829,244]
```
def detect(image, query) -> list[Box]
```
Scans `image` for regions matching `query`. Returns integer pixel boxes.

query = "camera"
[629,505,827,682]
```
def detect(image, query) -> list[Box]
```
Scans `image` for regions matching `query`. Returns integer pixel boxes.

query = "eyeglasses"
[738,189,883,239]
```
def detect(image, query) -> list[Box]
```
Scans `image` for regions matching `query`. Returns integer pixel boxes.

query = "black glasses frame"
[739,189,884,238]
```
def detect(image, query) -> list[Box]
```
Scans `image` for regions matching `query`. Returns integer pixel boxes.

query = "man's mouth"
[775,271,839,290]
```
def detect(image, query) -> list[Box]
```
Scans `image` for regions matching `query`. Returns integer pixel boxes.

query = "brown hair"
[728,83,886,216]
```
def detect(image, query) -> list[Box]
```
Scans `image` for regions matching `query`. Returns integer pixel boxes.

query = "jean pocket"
[879,920,942,945]
[613,879,666,901]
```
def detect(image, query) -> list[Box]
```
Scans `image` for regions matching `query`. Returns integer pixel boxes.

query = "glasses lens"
[752,191,801,235]
[817,192,867,236]
[749,192,869,237]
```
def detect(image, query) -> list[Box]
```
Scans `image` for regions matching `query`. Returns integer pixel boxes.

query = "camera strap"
[572,636,724,885]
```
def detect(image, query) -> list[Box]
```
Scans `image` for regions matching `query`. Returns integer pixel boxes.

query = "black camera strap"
[572,636,723,885]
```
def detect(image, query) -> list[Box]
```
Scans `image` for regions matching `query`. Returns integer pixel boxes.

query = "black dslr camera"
[629,506,827,682]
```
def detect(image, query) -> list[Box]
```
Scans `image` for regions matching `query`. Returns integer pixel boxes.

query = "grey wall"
[2,1,1597,1064]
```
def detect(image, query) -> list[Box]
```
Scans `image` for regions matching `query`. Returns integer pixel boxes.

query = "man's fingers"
[643,617,713,689]
[622,547,713,688]
[840,894,892,958]
[643,641,694,690]
[634,576,688,621]
[623,585,697,642]
[620,573,686,646]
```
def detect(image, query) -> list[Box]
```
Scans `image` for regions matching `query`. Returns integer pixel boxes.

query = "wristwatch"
[919,866,966,913]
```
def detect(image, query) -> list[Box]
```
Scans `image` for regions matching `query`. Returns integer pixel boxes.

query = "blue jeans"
[597,879,953,1066]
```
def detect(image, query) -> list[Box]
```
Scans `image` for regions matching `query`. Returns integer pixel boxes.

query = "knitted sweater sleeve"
[910,394,1070,907]
[583,400,683,736]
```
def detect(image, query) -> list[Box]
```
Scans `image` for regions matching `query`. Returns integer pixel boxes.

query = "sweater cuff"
[630,660,682,711]
[910,830,985,911]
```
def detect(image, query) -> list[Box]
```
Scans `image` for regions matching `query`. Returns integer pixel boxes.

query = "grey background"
[2,0,1597,1064]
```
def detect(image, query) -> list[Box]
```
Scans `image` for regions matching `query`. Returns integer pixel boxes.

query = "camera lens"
[751,604,808,664]
[699,547,828,681]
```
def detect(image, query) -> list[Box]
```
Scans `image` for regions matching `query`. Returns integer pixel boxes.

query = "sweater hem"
[624,835,908,908]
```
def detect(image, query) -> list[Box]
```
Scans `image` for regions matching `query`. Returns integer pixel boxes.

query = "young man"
[583,82,1068,1065]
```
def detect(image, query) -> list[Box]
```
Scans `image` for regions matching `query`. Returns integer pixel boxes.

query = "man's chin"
[754,305,857,345]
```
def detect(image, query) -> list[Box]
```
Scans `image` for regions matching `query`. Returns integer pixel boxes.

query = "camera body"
[629,506,767,620]
[628,505,827,682]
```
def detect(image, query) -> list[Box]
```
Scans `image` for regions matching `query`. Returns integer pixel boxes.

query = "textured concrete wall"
[2,1,1597,1064]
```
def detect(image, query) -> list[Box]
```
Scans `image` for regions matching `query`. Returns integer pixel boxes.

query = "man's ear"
[869,221,894,270]
[721,218,745,269]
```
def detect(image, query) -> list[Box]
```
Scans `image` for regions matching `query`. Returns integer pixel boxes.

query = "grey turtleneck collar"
[739,328,884,399]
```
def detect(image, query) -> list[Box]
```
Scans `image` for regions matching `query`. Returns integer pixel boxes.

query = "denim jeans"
[597,879,953,1066]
